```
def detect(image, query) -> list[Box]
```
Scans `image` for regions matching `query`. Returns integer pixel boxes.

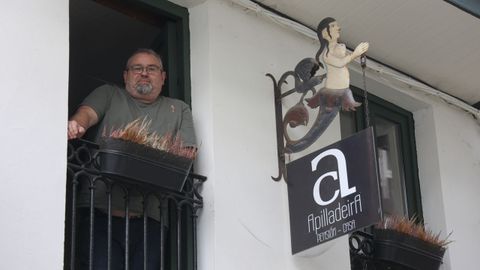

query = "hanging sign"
[287,127,381,254]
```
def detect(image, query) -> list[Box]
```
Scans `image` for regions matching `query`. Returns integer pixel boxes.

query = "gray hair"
[125,48,164,69]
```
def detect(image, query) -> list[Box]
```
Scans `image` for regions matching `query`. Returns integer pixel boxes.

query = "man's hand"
[68,120,86,140]
[67,105,99,140]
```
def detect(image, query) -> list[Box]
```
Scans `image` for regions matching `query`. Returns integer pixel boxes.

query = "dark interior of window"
[70,0,162,114]
[66,1,193,269]
[69,0,191,138]
[69,0,191,117]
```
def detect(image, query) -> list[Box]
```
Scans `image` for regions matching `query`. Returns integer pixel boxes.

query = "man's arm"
[178,102,197,147]
[68,105,99,139]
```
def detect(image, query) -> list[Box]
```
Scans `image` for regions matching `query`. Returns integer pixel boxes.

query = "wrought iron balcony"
[65,139,206,270]
[349,231,376,270]
[349,230,446,270]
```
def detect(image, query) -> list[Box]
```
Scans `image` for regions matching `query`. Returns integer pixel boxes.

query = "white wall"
[351,59,480,270]
[0,0,477,269]
[189,1,480,270]
[0,1,69,269]
[191,1,349,269]
[432,105,480,270]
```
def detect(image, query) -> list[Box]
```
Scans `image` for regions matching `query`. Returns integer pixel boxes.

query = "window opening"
[340,87,422,220]
[66,1,194,269]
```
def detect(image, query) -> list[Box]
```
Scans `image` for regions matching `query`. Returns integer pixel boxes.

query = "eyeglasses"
[127,65,163,74]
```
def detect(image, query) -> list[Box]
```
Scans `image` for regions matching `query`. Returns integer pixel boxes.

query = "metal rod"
[361,55,370,127]
[143,198,148,270]
[266,74,286,182]
[160,200,165,270]
[70,174,79,270]
[107,186,112,270]
[89,181,96,270]
[193,211,198,270]
[125,195,130,270]
[177,206,182,270]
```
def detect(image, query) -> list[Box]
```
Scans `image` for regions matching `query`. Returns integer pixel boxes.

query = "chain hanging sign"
[267,17,381,253]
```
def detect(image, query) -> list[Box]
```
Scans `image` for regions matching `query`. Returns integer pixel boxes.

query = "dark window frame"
[66,0,195,269]
[340,86,423,222]
[93,0,192,104]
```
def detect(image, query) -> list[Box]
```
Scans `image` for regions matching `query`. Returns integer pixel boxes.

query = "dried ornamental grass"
[376,216,452,248]
[103,118,197,160]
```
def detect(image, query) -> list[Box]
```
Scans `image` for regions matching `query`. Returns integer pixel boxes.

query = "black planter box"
[373,228,446,270]
[96,138,193,192]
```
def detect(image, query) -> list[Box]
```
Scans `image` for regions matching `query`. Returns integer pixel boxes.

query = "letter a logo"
[311,149,356,206]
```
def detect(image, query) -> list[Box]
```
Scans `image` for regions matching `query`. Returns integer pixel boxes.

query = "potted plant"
[95,118,197,191]
[372,216,451,270]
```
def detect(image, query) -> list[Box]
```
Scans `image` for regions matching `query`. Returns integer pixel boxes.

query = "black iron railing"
[349,231,375,270]
[349,230,440,270]
[65,139,206,270]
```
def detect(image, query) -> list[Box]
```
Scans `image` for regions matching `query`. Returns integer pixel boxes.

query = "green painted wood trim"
[349,86,424,222]
[137,0,192,106]
[137,0,189,19]
[179,14,191,106]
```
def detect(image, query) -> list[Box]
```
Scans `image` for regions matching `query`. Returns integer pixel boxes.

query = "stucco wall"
[0,1,69,270]
[190,1,349,269]
[0,0,478,269]
[352,59,480,270]
[431,105,480,270]
[189,0,480,270]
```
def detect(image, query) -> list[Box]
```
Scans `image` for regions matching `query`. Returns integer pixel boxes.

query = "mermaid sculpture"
[306,17,369,112]
[268,17,369,181]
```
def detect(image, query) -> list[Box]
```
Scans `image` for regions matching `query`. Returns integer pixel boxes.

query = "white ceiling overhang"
[229,0,480,108]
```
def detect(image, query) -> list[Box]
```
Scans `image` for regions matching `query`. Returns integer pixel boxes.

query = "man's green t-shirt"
[77,84,196,218]
[82,84,196,146]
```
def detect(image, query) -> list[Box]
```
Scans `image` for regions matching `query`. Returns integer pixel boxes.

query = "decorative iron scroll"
[267,17,369,182]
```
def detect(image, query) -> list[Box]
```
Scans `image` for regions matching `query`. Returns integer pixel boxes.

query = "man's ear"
[123,70,128,84]
[161,71,167,83]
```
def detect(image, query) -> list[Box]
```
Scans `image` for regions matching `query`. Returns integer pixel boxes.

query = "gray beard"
[135,83,153,95]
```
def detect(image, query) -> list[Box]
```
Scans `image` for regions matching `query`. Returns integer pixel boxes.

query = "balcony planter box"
[372,228,446,270]
[96,138,193,192]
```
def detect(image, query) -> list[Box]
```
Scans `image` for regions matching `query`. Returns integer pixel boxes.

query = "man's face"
[123,53,166,103]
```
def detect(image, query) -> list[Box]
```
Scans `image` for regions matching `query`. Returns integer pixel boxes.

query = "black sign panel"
[287,127,381,254]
